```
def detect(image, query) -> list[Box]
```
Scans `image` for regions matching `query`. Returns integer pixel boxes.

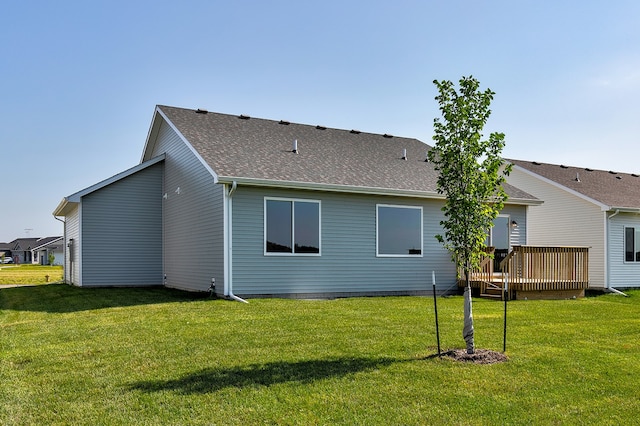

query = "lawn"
[1,285,639,425]
[0,264,63,285]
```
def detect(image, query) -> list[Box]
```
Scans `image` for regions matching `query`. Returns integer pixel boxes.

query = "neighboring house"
[506,159,640,290]
[0,242,11,262]
[7,238,40,264]
[53,105,540,298]
[0,237,64,264]
[32,236,64,265]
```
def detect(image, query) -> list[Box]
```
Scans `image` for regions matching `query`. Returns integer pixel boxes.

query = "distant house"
[0,237,64,265]
[506,159,640,291]
[32,236,64,265]
[7,238,39,264]
[0,242,12,262]
[53,105,540,299]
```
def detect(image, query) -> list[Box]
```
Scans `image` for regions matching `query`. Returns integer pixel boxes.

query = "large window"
[377,204,422,256]
[624,227,640,262]
[265,198,320,255]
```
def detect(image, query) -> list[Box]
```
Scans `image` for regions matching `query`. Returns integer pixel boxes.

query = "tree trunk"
[463,271,475,354]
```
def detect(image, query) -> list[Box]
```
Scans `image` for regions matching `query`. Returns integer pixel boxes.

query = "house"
[6,238,40,264]
[506,159,640,291]
[0,242,12,262]
[0,237,64,265]
[32,236,64,265]
[53,105,540,299]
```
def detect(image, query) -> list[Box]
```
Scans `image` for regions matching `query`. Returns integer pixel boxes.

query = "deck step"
[480,293,502,299]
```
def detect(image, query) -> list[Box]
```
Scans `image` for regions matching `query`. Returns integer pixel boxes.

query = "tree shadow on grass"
[128,356,403,394]
[0,284,208,313]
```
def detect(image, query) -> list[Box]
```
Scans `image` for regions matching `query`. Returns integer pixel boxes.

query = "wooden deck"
[458,246,590,300]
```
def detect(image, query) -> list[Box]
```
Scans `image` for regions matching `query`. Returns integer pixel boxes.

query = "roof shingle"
[508,159,640,209]
[157,106,538,203]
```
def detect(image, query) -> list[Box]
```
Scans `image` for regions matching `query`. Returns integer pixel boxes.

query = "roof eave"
[506,197,544,206]
[607,206,640,213]
[53,198,76,217]
[217,176,444,199]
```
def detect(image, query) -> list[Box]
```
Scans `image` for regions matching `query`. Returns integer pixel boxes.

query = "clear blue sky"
[2,1,639,242]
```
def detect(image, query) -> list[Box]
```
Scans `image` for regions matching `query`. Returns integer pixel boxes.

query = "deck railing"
[457,247,495,293]
[499,245,589,294]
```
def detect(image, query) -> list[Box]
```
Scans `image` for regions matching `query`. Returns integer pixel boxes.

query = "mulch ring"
[440,348,508,364]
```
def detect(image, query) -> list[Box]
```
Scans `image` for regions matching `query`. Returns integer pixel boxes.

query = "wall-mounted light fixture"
[511,220,518,228]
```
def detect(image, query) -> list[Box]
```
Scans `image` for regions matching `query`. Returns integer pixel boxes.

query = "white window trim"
[264,197,321,257]
[623,226,640,264]
[376,204,423,257]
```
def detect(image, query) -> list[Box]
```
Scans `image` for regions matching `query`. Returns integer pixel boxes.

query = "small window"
[377,204,422,256]
[265,198,320,255]
[624,227,640,262]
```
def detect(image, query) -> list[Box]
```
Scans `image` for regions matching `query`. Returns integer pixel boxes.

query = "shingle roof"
[156,106,538,204]
[508,159,640,210]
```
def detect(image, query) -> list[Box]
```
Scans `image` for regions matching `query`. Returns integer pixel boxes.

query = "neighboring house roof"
[508,159,640,211]
[32,236,64,251]
[145,105,539,204]
[10,238,41,251]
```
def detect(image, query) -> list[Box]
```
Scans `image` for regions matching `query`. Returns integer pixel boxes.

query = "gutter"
[225,180,248,303]
[52,214,67,283]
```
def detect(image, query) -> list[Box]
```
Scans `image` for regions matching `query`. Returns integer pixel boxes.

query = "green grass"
[1,285,639,425]
[0,265,63,285]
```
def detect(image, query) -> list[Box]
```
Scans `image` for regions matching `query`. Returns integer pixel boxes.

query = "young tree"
[427,76,511,354]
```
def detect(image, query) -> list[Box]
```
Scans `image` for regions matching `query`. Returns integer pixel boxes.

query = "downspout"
[605,209,628,296]
[53,214,67,283]
[226,180,248,303]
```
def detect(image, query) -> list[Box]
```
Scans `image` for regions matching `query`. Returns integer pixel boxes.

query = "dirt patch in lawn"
[441,349,508,364]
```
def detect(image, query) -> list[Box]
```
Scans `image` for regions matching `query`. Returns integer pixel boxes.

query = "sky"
[2,0,639,242]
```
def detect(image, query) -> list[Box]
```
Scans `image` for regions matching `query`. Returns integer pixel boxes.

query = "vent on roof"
[316,125,326,130]
[279,120,290,125]
[560,165,568,169]
[350,129,361,134]
[424,150,429,162]
[632,174,639,178]
[292,139,298,154]
[401,149,407,160]
[383,133,393,138]
[609,170,616,174]
[239,114,251,120]
[616,176,622,180]
[575,173,580,182]
[532,161,541,165]
[195,108,208,114]
[585,168,593,172]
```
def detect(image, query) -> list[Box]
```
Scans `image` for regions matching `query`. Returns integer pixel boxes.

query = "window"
[377,204,422,256]
[624,227,640,262]
[265,198,320,255]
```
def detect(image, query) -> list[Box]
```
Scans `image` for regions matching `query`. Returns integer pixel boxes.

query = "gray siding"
[498,204,528,247]
[66,207,81,285]
[81,162,163,286]
[150,120,225,292]
[230,186,456,296]
[608,213,640,288]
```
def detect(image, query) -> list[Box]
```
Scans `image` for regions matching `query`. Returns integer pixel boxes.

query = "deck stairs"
[479,273,505,300]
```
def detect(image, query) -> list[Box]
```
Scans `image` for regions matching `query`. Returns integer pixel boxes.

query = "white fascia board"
[64,154,166,203]
[507,197,544,206]
[140,106,164,163]
[608,207,640,214]
[217,176,444,199]
[217,176,541,205]
[145,107,219,182]
[32,237,64,251]
[53,198,73,217]
[511,163,610,210]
